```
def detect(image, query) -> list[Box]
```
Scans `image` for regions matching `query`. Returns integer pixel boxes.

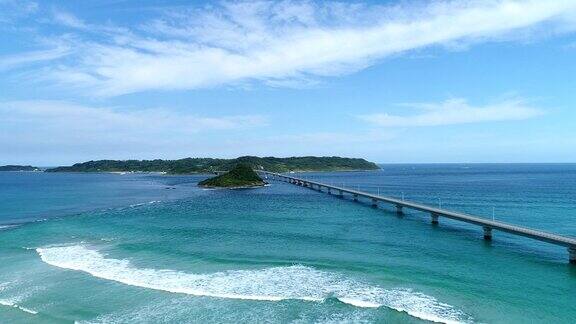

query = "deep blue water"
[0,164,575,323]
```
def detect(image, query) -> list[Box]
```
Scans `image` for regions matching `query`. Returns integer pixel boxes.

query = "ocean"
[1,164,575,323]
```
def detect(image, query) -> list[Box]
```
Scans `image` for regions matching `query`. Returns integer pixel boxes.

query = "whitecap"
[0,299,38,315]
[129,200,161,208]
[37,245,471,324]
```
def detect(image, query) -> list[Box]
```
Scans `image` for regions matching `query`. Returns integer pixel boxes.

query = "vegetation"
[0,165,39,171]
[46,156,379,174]
[199,164,266,188]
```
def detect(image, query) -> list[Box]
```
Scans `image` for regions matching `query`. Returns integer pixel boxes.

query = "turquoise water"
[1,165,575,323]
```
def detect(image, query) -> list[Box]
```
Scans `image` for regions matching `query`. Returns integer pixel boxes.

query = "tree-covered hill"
[0,165,39,171]
[198,164,266,188]
[46,156,380,174]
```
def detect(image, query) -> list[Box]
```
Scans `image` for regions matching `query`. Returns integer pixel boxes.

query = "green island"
[0,165,40,171]
[46,156,379,174]
[199,164,266,188]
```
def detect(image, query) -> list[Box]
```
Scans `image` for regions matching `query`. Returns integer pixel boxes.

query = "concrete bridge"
[259,171,576,264]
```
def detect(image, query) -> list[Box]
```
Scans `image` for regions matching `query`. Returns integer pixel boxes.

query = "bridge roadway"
[259,171,576,264]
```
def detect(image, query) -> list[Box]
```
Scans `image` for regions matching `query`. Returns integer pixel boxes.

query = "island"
[45,156,380,174]
[0,165,40,171]
[199,164,266,189]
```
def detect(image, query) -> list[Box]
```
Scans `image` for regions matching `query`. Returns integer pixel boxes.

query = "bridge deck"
[260,171,576,263]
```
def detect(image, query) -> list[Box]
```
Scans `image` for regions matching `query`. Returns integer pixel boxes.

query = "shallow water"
[1,165,575,323]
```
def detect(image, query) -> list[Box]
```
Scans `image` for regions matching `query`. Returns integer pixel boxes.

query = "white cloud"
[52,10,86,29]
[0,100,266,148]
[358,98,544,127]
[0,0,38,23]
[0,47,70,71]
[8,0,571,96]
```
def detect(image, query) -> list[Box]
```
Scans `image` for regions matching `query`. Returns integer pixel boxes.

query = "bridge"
[259,170,576,264]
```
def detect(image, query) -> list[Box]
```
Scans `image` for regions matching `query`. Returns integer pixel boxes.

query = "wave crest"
[37,245,470,323]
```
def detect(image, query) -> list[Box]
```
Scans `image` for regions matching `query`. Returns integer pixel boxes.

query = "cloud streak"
[358,98,544,127]
[8,0,576,96]
[0,100,266,149]
[0,47,70,72]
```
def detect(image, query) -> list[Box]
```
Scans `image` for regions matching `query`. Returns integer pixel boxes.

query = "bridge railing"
[259,170,576,264]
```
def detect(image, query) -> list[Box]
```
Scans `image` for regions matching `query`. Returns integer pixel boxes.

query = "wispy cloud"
[0,100,266,149]
[52,10,86,29]
[4,0,576,96]
[0,47,70,72]
[6,0,576,96]
[0,0,38,23]
[358,98,544,127]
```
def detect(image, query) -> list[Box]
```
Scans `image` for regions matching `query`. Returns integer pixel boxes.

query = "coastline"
[199,183,269,190]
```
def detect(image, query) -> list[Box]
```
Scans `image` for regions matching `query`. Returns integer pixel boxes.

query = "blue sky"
[1,0,576,165]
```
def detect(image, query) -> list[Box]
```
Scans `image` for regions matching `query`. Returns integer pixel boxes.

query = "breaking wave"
[0,299,38,315]
[37,245,471,324]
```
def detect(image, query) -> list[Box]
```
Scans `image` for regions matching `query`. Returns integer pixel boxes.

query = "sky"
[1,0,576,165]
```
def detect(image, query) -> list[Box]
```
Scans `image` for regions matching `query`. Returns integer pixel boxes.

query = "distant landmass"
[199,164,266,188]
[0,165,40,171]
[46,156,380,174]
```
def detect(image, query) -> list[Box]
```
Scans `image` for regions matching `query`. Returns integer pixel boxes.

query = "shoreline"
[44,168,381,175]
[199,183,268,190]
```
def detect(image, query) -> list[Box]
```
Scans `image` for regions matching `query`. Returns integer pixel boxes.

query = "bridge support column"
[338,190,343,198]
[431,213,439,225]
[483,226,492,240]
[396,205,403,215]
[327,188,331,194]
[569,247,576,264]
[372,199,378,208]
[353,194,358,202]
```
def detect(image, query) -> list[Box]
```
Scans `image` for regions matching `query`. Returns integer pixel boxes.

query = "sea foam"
[0,299,38,315]
[37,245,470,324]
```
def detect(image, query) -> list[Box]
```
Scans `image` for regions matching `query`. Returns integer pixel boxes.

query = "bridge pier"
[483,226,493,240]
[338,190,343,198]
[265,171,576,264]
